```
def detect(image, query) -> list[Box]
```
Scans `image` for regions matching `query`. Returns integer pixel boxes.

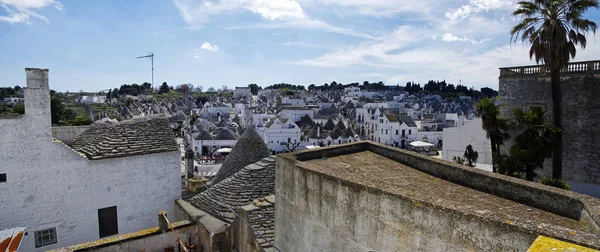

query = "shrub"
[539,177,570,190]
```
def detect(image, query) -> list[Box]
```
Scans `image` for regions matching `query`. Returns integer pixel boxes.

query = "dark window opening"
[98,206,118,238]
[0,173,6,182]
[34,228,57,248]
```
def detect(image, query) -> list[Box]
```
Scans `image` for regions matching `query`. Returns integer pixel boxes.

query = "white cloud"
[172,0,305,27]
[445,0,515,20]
[283,41,330,49]
[441,33,490,44]
[0,0,62,24]
[226,18,377,40]
[200,42,219,51]
[194,55,200,58]
[299,0,441,18]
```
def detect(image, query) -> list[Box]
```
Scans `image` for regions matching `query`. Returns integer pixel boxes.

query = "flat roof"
[284,141,600,249]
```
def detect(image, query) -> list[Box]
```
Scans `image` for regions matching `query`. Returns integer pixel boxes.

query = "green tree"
[13,103,24,114]
[511,0,598,179]
[463,144,479,167]
[248,84,259,95]
[474,97,510,172]
[509,106,560,181]
[50,96,64,125]
[159,82,170,94]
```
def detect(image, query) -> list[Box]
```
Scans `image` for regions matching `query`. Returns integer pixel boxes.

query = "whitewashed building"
[0,68,181,251]
[233,87,252,99]
[255,116,301,154]
[442,117,492,164]
[282,97,305,106]
[192,128,238,157]
[279,107,313,123]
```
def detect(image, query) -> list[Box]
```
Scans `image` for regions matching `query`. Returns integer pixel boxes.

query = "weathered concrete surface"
[175,200,228,252]
[52,126,90,143]
[48,220,197,252]
[275,141,600,251]
[0,69,181,251]
[499,66,600,197]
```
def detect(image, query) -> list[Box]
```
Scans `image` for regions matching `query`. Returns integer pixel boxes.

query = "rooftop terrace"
[283,141,600,249]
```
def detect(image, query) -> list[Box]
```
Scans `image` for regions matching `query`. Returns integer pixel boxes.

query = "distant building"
[255,116,301,154]
[2,97,22,104]
[0,68,181,251]
[442,117,492,165]
[233,87,252,99]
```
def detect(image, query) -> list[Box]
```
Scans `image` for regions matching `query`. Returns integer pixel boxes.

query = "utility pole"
[137,53,154,90]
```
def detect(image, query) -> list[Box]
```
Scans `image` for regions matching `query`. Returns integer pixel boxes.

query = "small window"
[0,173,6,182]
[409,130,412,135]
[34,228,57,248]
[98,206,118,238]
[395,130,398,135]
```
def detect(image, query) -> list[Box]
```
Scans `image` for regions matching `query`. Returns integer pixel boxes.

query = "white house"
[3,97,22,104]
[282,97,305,106]
[78,95,107,104]
[201,102,231,118]
[255,116,301,154]
[442,117,492,164]
[192,128,239,157]
[0,69,181,251]
[234,87,252,99]
[279,107,313,123]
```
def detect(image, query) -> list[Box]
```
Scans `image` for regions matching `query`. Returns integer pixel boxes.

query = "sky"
[0,0,599,92]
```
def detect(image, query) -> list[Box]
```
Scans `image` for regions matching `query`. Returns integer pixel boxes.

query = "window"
[98,206,118,238]
[402,130,405,137]
[0,173,6,182]
[395,130,398,135]
[409,130,412,135]
[381,129,383,134]
[34,228,57,248]
[385,129,388,134]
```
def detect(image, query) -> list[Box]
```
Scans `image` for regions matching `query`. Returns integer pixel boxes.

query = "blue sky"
[1,0,599,92]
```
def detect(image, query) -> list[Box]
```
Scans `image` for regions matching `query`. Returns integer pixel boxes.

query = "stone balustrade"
[500,60,600,77]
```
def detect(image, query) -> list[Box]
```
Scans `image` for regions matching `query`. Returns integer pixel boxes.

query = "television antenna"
[137,53,154,90]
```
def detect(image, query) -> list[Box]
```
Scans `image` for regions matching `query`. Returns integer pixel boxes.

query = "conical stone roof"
[324,119,336,131]
[194,130,213,140]
[212,127,271,184]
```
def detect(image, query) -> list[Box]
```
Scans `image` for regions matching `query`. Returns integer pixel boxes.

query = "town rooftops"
[280,141,600,249]
[69,117,178,160]
[190,156,275,223]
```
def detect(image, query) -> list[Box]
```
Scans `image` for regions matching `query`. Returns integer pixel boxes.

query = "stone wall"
[275,141,600,251]
[49,221,197,252]
[499,65,600,197]
[51,126,90,143]
[0,69,181,251]
[275,154,536,251]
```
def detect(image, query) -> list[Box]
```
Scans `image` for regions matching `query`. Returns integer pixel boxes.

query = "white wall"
[0,69,181,252]
[442,118,492,164]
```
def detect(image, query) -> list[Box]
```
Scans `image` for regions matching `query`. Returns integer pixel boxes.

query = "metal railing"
[499,60,600,77]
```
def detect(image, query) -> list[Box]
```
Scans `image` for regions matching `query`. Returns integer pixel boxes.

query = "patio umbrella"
[216,148,232,153]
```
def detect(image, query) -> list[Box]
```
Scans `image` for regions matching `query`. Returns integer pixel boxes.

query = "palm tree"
[511,0,598,179]
[510,106,560,181]
[464,144,479,167]
[474,97,510,172]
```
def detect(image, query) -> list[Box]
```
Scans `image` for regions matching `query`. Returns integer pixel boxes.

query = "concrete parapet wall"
[48,220,197,252]
[277,141,600,251]
[276,153,535,251]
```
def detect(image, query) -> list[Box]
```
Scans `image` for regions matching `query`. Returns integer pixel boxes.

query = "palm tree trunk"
[490,138,497,173]
[550,69,563,179]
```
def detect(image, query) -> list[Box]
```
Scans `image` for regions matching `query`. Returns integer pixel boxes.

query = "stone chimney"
[185,149,195,180]
[24,68,51,141]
